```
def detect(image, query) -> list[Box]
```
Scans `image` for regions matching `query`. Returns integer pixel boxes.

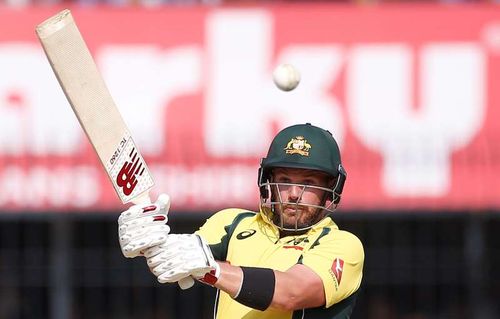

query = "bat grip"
[131,191,151,205]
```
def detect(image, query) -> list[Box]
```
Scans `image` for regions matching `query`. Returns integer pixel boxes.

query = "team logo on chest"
[283,237,309,250]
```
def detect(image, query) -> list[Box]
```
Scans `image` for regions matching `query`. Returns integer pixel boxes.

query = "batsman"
[118,123,364,318]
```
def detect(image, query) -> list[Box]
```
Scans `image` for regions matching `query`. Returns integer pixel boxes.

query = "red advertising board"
[0,5,499,212]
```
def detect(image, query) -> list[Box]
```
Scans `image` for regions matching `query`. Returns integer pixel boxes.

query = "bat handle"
[178,277,195,290]
[131,191,151,205]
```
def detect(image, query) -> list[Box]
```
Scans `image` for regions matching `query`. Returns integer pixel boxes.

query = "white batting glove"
[118,193,171,258]
[143,234,220,286]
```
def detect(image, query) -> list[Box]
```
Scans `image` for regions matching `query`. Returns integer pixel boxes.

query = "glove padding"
[144,234,220,285]
[118,194,171,258]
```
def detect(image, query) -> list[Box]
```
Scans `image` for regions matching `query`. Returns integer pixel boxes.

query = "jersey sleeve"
[195,208,253,261]
[301,229,364,308]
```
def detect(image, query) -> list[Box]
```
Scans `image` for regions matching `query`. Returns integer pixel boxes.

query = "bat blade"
[36,9,154,204]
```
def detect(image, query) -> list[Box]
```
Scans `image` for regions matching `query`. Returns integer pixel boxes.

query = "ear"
[258,167,274,199]
[258,167,268,199]
[332,164,347,204]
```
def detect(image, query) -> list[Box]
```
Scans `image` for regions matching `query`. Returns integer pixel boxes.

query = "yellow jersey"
[196,208,364,319]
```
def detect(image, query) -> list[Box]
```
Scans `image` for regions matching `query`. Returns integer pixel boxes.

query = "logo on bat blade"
[116,147,145,196]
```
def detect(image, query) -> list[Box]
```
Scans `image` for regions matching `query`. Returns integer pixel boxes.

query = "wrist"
[232,270,244,299]
[199,262,221,286]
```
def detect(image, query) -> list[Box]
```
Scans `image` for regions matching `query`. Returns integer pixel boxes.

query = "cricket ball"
[273,63,301,91]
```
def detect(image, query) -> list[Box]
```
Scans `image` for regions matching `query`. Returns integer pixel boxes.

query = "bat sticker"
[116,147,146,196]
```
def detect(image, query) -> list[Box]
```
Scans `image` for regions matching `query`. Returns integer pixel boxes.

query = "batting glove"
[118,193,171,258]
[144,234,220,286]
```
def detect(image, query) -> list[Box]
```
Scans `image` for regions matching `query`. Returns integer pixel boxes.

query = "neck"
[279,228,309,238]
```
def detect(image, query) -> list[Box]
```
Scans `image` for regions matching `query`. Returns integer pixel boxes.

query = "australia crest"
[284,136,311,156]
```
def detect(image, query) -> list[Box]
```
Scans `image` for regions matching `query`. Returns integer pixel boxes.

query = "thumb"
[156,193,171,212]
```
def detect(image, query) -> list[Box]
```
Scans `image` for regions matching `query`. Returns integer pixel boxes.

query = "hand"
[144,234,220,285]
[118,193,171,258]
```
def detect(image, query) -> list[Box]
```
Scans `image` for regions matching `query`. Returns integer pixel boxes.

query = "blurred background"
[1,1,500,319]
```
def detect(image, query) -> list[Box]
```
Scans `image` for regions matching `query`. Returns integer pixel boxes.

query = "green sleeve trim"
[291,291,358,319]
[209,211,255,261]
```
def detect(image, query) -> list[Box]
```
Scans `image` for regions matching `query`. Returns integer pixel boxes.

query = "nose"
[287,185,302,202]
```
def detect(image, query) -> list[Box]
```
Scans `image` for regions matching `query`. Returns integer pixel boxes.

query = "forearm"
[213,263,325,312]
[272,266,325,310]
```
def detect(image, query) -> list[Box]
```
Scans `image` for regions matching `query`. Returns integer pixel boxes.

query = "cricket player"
[118,123,364,318]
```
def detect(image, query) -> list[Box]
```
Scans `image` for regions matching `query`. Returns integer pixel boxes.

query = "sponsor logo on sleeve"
[330,258,344,286]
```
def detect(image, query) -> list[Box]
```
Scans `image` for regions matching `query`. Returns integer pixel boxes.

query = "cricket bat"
[35,9,153,205]
[35,9,195,290]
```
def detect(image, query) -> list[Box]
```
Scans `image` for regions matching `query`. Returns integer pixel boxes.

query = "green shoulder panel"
[297,227,331,265]
[209,211,256,261]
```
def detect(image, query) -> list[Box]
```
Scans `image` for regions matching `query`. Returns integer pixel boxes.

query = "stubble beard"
[273,204,324,230]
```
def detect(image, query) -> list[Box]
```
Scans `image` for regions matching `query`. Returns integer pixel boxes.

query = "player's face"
[270,168,332,230]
